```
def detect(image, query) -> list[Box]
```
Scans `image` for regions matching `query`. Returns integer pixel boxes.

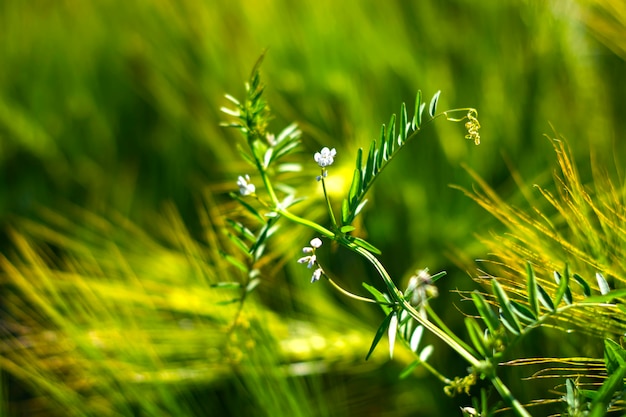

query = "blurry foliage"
[1,0,626,416]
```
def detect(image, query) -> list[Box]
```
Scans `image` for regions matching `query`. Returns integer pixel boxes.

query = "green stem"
[325,275,381,304]
[424,304,479,359]
[320,176,338,230]
[491,375,532,417]
[276,208,336,239]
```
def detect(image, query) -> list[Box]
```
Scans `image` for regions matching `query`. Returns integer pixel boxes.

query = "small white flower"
[314,147,336,168]
[310,238,323,248]
[237,175,256,196]
[311,267,323,283]
[297,254,316,269]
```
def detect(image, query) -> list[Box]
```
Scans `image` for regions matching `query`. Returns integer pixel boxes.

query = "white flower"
[297,254,316,269]
[310,238,323,248]
[311,267,323,283]
[314,147,336,168]
[237,175,256,196]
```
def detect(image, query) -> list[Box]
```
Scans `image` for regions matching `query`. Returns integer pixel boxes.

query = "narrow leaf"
[510,300,537,324]
[491,279,522,334]
[400,102,408,143]
[354,199,368,217]
[428,90,441,117]
[537,283,555,312]
[553,269,570,307]
[526,262,539,317]
[246,278,261,293]
[419,345,433,361]
[589,365,626,417]
[465,317,487,357]
[366,312,395,360]
[210,282,242,289]
[597,273,610,295]
[229,192,264,222]
[573,273,592,297]
[355,147,363,175]
[341,198,350,225]
[340,225,356,233]
[386,114,396,148]
[412,90,422,130]
[471,292,500,335]
[362,282,391,314]
[348,168,361,206]
[388,313,398,359]
[410,325,424,352]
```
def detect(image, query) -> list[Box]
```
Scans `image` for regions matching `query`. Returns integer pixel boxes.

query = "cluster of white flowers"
[297,237,324,283]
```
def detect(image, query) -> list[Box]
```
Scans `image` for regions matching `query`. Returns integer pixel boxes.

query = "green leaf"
[553,269,570,307]
[210,282,242,289]
[246,278,261,293]
[471,292,500,335]
[340,225,356,233]
[366,311,395,360]
[604,339,626,376]
[510,300,537,324]
[388,313,398,359]
[341,198,350,225]
[229,192,265,222]
[220,251,248,273]
[491,279,522,334]
[362,282,391,314]
[354,199,368,217]
[386,113,396,149]
[537,283,555,312]
[465,317,487,357]
[597,273,610,295]
[428,90,441,117]
[526,262,539,317]
[409,325,424,352]
[363,139,376,187]
[348,168,362,206]
[412,90,422,130]
[399,102,408,143]
[589,342,626,417]
[573,273,592,297]
[226,219,256,243]
[349,236,382,255]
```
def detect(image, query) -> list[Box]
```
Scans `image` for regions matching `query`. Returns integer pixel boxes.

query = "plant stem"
[490,375,532,417]
[320,176,338,230]
[351,245,482,369]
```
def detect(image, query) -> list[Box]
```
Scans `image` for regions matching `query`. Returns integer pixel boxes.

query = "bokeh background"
[1,0,625,416]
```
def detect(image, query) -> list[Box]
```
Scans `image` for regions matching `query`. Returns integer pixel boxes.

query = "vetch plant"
[219,54,626,416]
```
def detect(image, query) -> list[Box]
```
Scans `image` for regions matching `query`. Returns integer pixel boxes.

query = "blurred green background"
[1,0,625,416]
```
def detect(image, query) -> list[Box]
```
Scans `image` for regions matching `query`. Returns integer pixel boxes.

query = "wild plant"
[220,54,626,416]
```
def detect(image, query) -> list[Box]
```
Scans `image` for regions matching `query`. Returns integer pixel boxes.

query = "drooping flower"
[237,175,256,196]
[311,267,323,283]
[314,147,336,168]
[297,253,317,269]
[405,269,438,310]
